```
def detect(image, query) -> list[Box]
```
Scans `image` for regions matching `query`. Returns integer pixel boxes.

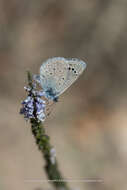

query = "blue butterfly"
[34,57,87,102]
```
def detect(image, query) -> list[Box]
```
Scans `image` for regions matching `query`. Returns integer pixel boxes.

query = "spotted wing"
[40,57,86,99]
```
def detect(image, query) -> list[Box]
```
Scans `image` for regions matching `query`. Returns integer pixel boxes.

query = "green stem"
[27,71,70,190]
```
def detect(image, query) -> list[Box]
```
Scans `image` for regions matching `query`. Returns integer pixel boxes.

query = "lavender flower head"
[20,80,46,122]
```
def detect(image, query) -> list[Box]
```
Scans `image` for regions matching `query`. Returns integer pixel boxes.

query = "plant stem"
[27,71,70,190]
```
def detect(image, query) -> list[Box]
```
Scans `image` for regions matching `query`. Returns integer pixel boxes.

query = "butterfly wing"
[40,57,86,99]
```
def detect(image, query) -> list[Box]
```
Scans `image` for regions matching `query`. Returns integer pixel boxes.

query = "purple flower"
[36,97,46,121]
[20,85,46,122]
[20,96,34,119]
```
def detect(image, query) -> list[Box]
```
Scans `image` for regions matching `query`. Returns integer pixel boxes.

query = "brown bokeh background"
[0,0,127,190]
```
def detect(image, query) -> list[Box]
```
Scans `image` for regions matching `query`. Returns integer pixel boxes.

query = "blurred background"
[0,0,127,190]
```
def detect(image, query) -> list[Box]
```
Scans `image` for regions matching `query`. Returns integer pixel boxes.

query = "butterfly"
[34,57,87,102]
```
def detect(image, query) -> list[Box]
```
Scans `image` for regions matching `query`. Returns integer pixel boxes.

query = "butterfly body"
[44,88,58,102]
[35,57,87,102]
